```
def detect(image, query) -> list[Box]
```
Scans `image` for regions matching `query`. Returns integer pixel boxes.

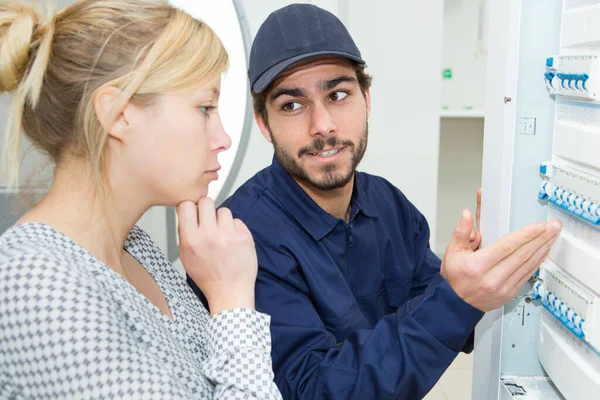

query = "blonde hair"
[0,0,228,190]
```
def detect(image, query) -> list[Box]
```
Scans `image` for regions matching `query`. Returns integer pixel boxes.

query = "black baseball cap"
[248,4,365,94]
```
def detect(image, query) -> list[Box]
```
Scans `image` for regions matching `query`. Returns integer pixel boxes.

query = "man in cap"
[189,4,561,399]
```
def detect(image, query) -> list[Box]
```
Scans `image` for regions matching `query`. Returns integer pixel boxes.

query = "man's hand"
[476,188,481,231]
[441,209,561,312]
[468,188,482,251]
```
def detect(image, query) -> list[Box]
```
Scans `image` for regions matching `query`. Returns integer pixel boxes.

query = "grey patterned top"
[0,222,282,400]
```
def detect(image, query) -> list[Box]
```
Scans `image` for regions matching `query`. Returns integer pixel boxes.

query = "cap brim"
[252,51,365,93]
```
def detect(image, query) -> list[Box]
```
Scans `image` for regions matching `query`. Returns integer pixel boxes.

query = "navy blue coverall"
[189,157,483,399]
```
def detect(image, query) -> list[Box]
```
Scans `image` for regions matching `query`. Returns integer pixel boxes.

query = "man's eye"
[282,102,302,112]
[330,91,349,102]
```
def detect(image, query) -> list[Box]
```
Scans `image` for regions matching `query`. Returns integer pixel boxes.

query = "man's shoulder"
[221,166,288,225]
[356,170,412,207]
[356,170,394,189]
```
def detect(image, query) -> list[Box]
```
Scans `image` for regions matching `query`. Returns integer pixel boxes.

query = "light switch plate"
[518,117,537,135]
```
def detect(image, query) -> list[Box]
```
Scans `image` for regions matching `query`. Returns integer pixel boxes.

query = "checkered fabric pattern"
[0,222,282,400]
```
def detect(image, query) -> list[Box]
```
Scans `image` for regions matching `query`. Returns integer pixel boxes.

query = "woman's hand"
[177,198,257,315]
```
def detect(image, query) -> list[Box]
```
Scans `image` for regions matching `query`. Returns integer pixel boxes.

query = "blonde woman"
[0,1,282,399]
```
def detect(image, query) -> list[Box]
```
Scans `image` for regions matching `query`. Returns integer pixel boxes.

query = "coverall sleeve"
[252,239,483,400]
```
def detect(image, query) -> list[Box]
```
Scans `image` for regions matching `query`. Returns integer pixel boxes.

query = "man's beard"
[270,123,368,191]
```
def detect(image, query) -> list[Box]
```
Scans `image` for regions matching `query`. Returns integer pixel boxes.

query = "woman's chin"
[165,187,209,207]
[187,187,210,204]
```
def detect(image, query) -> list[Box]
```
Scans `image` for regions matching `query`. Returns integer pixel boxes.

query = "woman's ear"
[94,86,129,143]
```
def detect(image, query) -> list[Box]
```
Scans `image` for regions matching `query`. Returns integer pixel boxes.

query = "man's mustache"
[298,137,355,157]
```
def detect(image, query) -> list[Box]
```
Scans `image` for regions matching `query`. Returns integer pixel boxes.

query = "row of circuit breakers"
[537,54,600,398]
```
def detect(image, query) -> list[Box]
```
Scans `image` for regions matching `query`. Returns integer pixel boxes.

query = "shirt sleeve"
[0,257,197,399]
[247,240,483,400]
[201,308,283,400]
[400,189,480,353]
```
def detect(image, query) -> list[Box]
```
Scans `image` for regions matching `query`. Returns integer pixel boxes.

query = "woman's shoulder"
[1,223,73,267]
[0,223,100,293]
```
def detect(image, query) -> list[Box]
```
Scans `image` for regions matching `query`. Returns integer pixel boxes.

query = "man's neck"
[294,176,355,222]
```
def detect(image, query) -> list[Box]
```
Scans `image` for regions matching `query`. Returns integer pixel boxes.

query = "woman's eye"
[199,106,216,115]
[282,102,302,112]
[330,91,348,102]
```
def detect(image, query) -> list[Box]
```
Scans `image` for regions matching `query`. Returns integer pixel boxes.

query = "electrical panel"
[473,1,600,399]
[532,5,600,397]
[535,110,600,398]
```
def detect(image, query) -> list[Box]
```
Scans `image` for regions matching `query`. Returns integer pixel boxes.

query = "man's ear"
[254,110,272,143]
[94,86,130,143]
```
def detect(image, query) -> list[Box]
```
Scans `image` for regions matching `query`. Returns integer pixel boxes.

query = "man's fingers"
[447,210,475,253]
[476,188,482,232]
[506,245,553,299]
[485,228,559,289]
[469,232,482,251]
[475,221,550,268]
[505,232,558,289]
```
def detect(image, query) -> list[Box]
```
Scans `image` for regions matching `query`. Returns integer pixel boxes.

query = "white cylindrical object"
[569,193,578,206]
[558,302,566,314]
[552,77,562,90]
[570,79,577,89]
[560,303,569,316]
[583,200,591,212]
[566,308,575,321]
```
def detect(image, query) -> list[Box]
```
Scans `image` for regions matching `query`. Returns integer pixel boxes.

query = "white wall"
[434,0,488,254]
[441,0,488,111]
[341,0,444,248]
[435,118,484,253]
